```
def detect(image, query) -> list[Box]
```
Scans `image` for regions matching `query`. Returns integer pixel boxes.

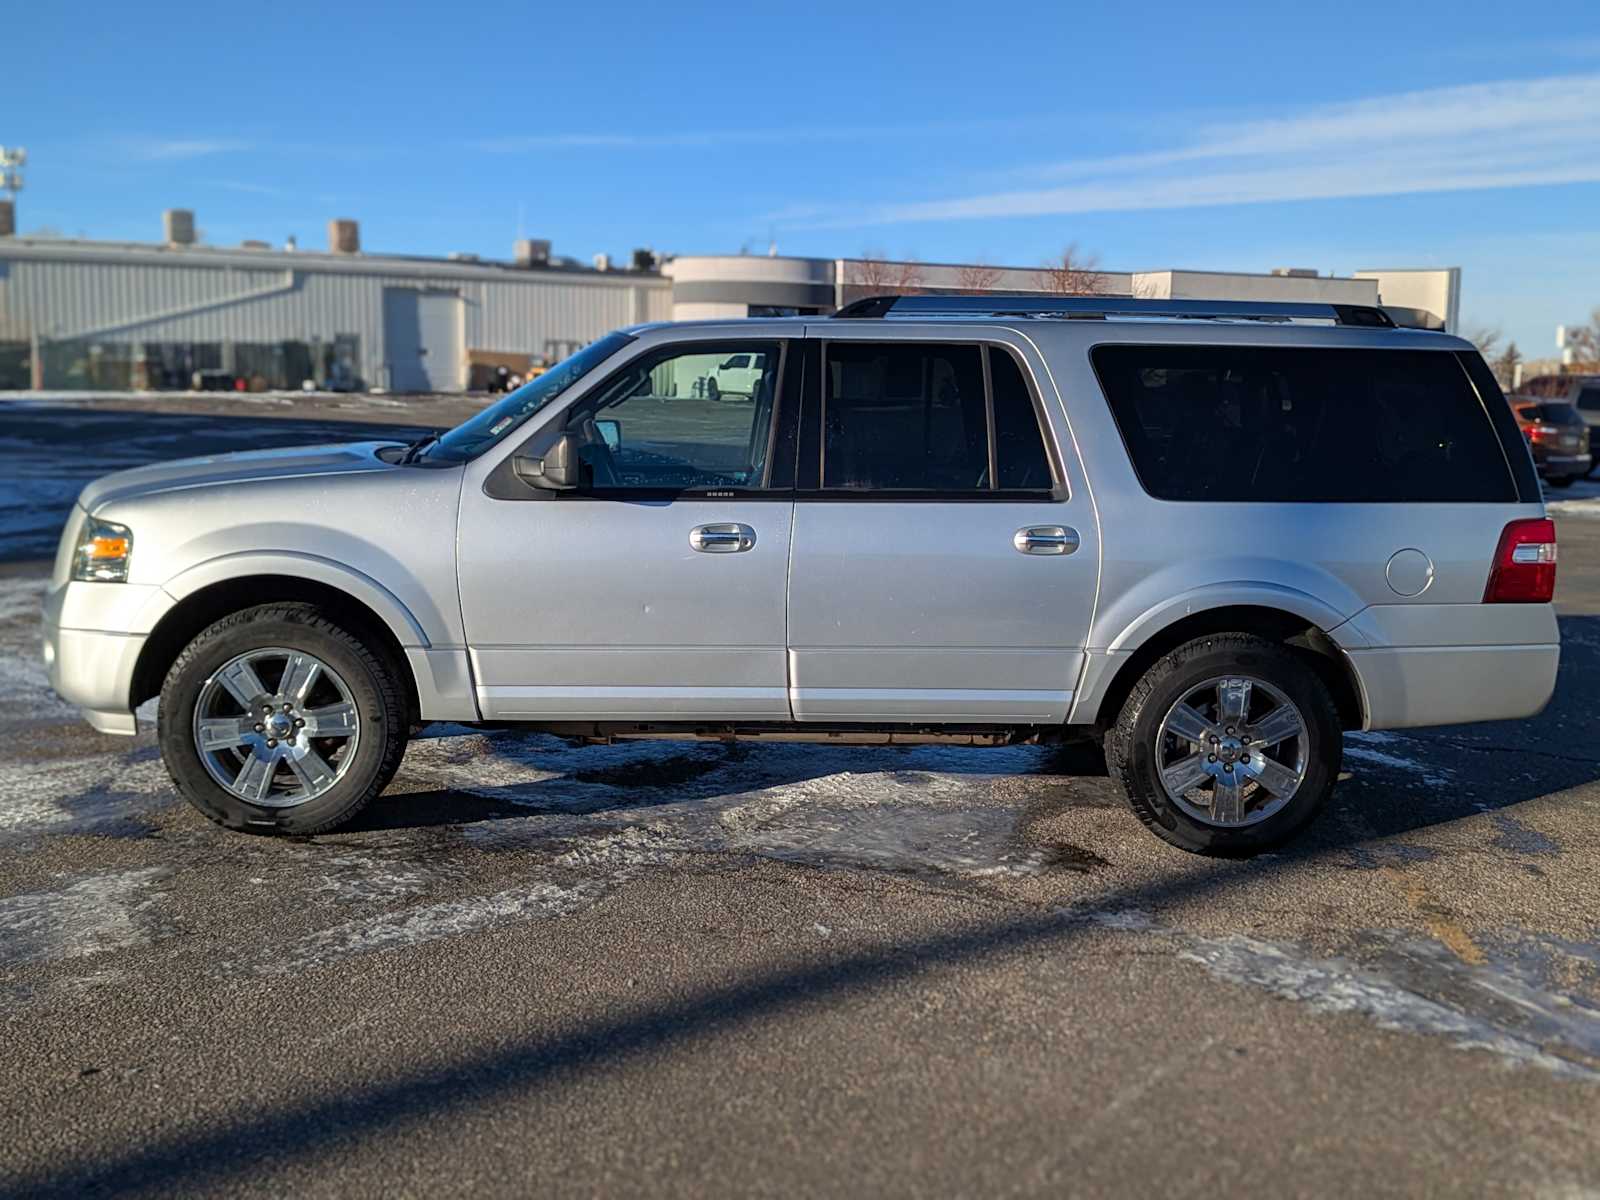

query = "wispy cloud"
[782,74,1600,228]
[119,138,251,162]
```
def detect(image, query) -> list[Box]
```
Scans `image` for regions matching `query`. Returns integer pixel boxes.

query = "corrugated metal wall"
[0,248,672,389]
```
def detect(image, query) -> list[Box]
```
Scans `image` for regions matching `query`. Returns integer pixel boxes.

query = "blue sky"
[9,0,1600,352]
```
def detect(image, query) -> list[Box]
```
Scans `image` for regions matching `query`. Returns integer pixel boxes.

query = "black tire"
[1548,475,1576,489]
[157,603,408,834]
[1106,634,1341,855]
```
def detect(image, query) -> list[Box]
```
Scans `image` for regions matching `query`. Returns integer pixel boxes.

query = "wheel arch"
[131,572,422,722]
[1085,604,1365,733]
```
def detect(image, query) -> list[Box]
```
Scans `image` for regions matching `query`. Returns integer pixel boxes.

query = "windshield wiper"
[399,433,439,464]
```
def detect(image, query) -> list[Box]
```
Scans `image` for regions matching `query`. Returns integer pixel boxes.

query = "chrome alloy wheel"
[1154,675,1309,827]
[192,647,360,808]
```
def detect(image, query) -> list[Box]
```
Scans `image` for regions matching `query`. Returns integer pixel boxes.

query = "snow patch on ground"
[259,879,606,975]
[1545,475,1600,517]
[311,855,433,905]
[1546,498,1600,519]
[1343,732,1452,786]
[0,751,173,841]
[1182,933,1600,1082]
[412,729,1051,879]
[0,868,170,967]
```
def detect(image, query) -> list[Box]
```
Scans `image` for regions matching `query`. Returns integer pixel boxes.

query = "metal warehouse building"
[0,212,1462,393]
[0,227,671,392]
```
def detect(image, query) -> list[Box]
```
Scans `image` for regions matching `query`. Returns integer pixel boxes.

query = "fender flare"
[1103,581,1368,654]
[160,551,431,648]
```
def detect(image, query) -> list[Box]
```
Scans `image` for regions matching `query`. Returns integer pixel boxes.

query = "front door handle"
[1014,525,1079,555]
[690,523,757,553]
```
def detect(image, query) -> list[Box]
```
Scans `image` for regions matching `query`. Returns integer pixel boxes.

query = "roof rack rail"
[832,293,1396,328]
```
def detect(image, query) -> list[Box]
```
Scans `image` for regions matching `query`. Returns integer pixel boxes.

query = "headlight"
[72,517,133,583]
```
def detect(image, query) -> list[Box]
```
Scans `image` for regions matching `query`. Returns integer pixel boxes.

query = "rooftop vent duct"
[0,199,13,238]
[1270,267,1318,278]
[514,238,551,267]
[328,218,360,255]
[164,208,196,246]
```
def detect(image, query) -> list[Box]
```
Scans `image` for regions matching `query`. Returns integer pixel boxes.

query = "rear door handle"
[1014,525,1079,555]
[690,523,757,553]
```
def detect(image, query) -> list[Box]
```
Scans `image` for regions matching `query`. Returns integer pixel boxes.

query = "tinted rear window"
[1516,402,1584,426]
[1092,345,1518,503]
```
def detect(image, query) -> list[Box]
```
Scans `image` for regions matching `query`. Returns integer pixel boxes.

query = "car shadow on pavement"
[9,630,1599,1197]
[12,763,1599,1200]
[348,616,1600,858]
[0,855,1328,1198]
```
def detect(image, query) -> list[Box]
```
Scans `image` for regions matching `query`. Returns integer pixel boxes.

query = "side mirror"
[595,418,621,450]
[512,431,582,490]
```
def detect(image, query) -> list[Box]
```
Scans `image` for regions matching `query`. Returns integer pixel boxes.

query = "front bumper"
[43,580,172,736]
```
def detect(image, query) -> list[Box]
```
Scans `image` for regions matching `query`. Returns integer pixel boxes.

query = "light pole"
[1,147,34,384]
[0,144,24,210]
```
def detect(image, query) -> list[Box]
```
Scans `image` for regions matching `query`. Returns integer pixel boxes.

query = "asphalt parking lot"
[3,395,1600,1197]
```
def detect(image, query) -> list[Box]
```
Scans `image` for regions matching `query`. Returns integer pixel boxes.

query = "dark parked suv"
[1510,399,1592,486]
[1517,374,1600,475]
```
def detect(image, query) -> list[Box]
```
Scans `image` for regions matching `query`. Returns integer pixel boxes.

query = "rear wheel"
[1106,634,1341,854]
[158,603,408,834]
[1549,475,1577,488]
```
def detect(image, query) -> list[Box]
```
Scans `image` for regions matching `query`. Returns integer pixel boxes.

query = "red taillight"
[1526,424,1558,443]
[1484,518,1557,603]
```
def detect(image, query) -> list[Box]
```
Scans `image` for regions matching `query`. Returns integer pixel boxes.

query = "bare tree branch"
[1036,244,1109,296]
[1490,342,1522,392]
[1563,307,1600,361]
[955,262,1003,291]
[892,257,923,295]
[850,251,921,295]
[1464,324,1503,361]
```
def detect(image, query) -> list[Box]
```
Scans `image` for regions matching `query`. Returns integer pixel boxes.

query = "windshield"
[423,332,635,462]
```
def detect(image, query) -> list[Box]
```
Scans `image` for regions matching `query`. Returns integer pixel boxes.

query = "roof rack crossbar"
[832,294,1395,328]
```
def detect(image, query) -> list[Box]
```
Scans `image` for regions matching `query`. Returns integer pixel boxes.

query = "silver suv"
[42,296,1560,854]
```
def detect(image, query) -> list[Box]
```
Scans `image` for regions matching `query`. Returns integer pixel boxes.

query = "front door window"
[568,343,783,492]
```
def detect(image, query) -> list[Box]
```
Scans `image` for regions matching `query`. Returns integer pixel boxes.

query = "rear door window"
[990,348,1055,489]
[1091,345,1522,503]
[1578,387,1600,413]
[819,342,1057,495]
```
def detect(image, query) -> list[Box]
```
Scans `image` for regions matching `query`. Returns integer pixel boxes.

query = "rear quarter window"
[1091,345,1522,503]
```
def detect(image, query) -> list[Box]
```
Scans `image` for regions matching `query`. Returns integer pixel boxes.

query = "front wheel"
[1106,634,1341,855]
[158,603,409,834]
